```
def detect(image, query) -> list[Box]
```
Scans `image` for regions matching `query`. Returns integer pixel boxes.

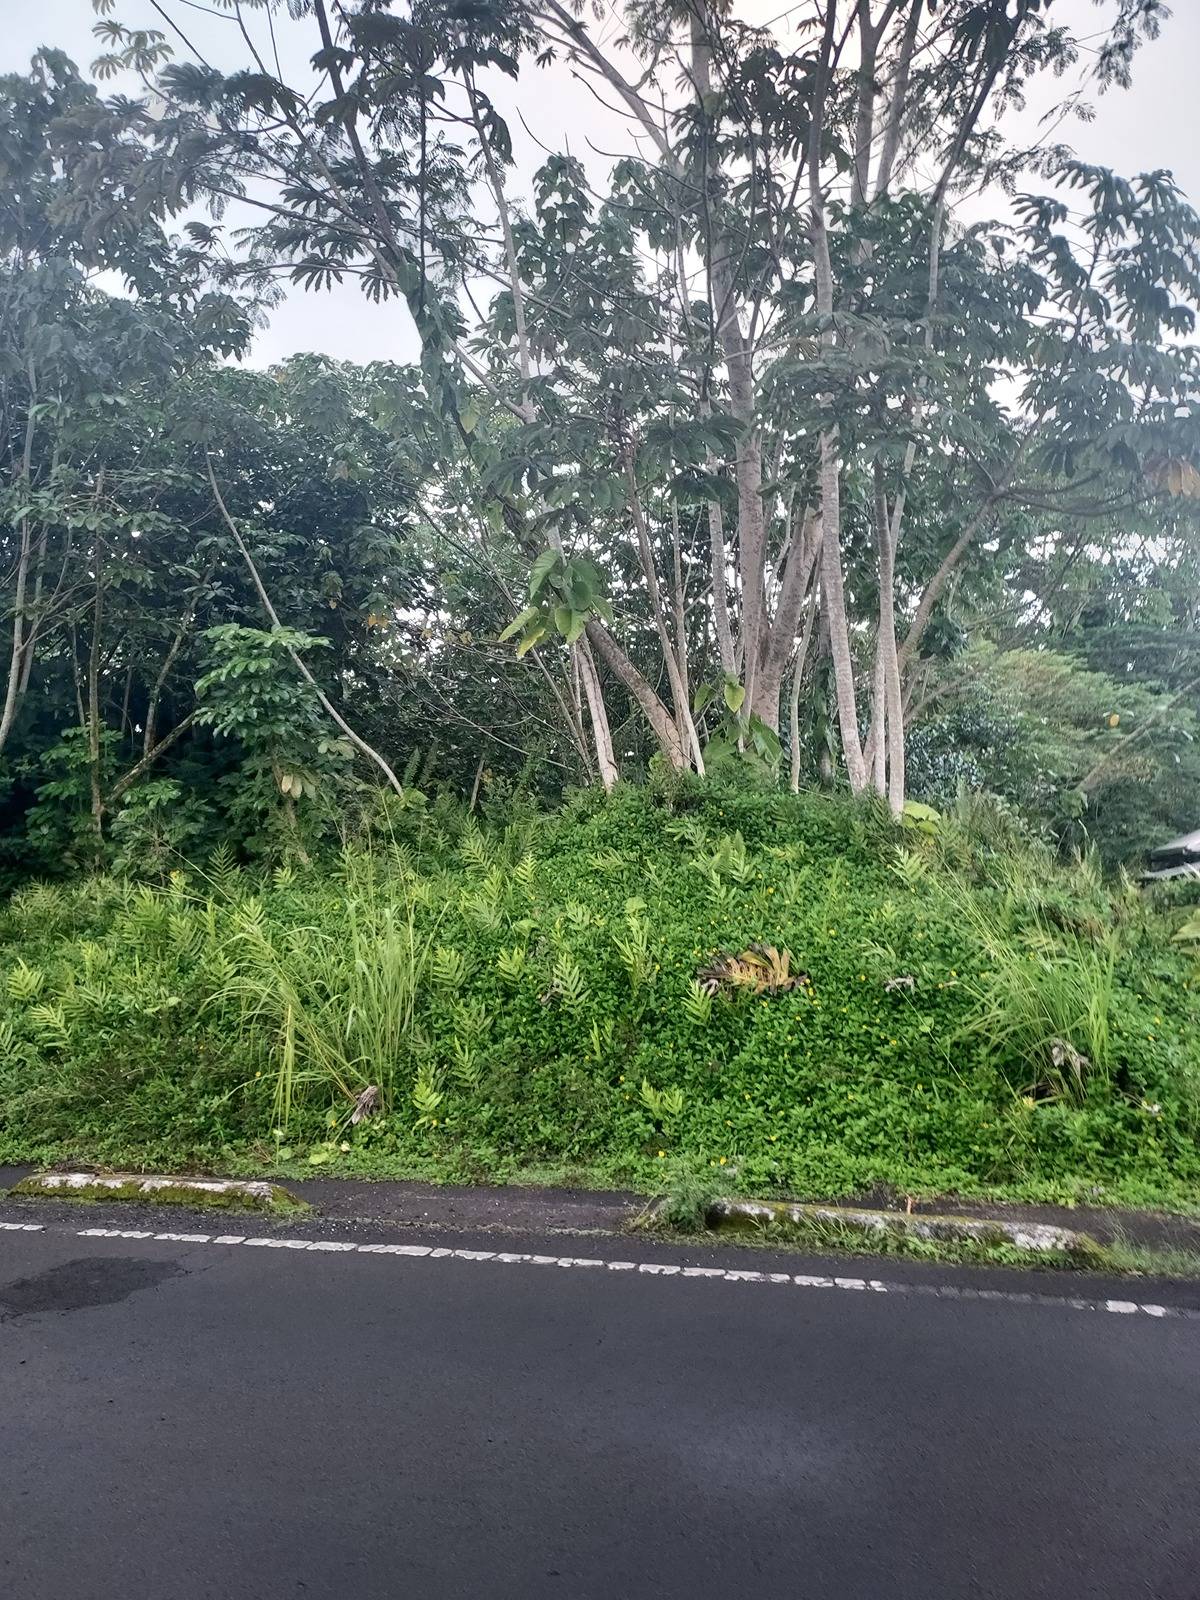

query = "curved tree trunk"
[584,620,687,771]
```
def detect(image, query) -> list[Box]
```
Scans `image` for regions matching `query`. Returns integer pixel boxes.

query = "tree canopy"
[1,1,1197,875]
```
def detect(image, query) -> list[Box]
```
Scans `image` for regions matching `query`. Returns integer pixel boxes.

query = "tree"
[0,49,249,773]
[57,3,1200,816]
[0,334,434,864]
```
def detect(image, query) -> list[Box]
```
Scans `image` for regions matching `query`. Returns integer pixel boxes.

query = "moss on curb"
[703,1196,1104,1265]
[10,1172,308,1215]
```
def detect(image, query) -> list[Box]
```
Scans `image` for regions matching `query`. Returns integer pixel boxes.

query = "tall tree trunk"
[818,436,868,793]
[809,1,868,793]
[873,463,905,815]
[584,620,686,771]
[706,491,736,678]
[874,0,923,202]
[850,1,881,211]
[0,517,32,757]
[867,647,887,794]
[576,637,618,791]
[87,543,105,853]
[669,498,694,750]
[753,508,819,733]
[788,581,820,794]
[625,458,704,773]
[0,366,38,757]
[690,9,767,705]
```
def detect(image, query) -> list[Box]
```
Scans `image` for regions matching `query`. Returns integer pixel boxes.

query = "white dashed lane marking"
[0,1221,1192,1322]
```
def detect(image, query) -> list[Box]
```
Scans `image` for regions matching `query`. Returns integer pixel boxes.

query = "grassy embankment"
[2,782,1198,1214]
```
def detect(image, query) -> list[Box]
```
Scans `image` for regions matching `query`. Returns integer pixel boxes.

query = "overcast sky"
[6,0,1199,368]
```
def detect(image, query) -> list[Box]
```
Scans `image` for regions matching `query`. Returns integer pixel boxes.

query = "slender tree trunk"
[144,599,197,757]
[753,508,818,733]
[788,581,820,794]
[690,9,767,706]
[0,519,32,757]
[119,663,134,744]
[818,436,868,793]
[87,544,105,851]
[867,647,887,794]
[468,751,485,811]
[0,364,38,757]
[873,464,905,815]
[625,458,704,773]
[897,499,995,676]
[707,492,736,678]
[809,2,868,794]
[576,637,618,792]
[669,499,693,744]
[850,1,880,211]
[108,711,197,809]
[14,524,47,701]
[788,660,804,795]
[69,620,85,729]
[584,620,686,771]
[874,0,923,201]
[207,458,406,795]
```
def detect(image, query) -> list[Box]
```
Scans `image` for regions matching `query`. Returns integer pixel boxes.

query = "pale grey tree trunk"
[788,582,821,794]
[584,620,687,772]
[873,464,906,815]
[576,637,618,791]
[0,365,38,757]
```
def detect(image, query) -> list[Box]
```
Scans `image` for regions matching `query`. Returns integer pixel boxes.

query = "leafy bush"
[1,782,1198,1208]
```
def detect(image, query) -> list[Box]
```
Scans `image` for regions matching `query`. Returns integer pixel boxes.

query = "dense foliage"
[2,783,1198,1208]
[2,5,1199,1207]
[3,4,1198,874]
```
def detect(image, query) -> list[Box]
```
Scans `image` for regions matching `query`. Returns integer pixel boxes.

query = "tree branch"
[206,455,405,794]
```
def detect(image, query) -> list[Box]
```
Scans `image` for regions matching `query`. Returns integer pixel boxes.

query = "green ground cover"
[2,781,1198,1211]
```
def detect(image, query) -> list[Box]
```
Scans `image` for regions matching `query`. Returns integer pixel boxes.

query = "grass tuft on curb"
[645,1187,1200,1278]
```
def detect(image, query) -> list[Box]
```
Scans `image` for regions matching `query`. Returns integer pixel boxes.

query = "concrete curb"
[706,1197,1100,1257]
[10,1172,307,1214]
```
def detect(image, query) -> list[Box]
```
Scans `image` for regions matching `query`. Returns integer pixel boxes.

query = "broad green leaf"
[528,547,561,599]
[498,604,541,643]
[723,679,746,714]
[749,715,782,763]
[515,624,548,658]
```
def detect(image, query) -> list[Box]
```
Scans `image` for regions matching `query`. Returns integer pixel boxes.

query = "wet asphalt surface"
[2,1204,1199,1599]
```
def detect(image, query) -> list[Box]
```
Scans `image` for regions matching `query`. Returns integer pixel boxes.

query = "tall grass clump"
[956,908,1119,1102]
[205,881,444,1126]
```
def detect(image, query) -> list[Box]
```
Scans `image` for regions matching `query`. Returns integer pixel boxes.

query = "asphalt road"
[2,1220,1198,1600]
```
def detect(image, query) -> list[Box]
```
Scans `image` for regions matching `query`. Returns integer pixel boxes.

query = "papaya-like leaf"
[528,547,561,599]
[499,604,541,643]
